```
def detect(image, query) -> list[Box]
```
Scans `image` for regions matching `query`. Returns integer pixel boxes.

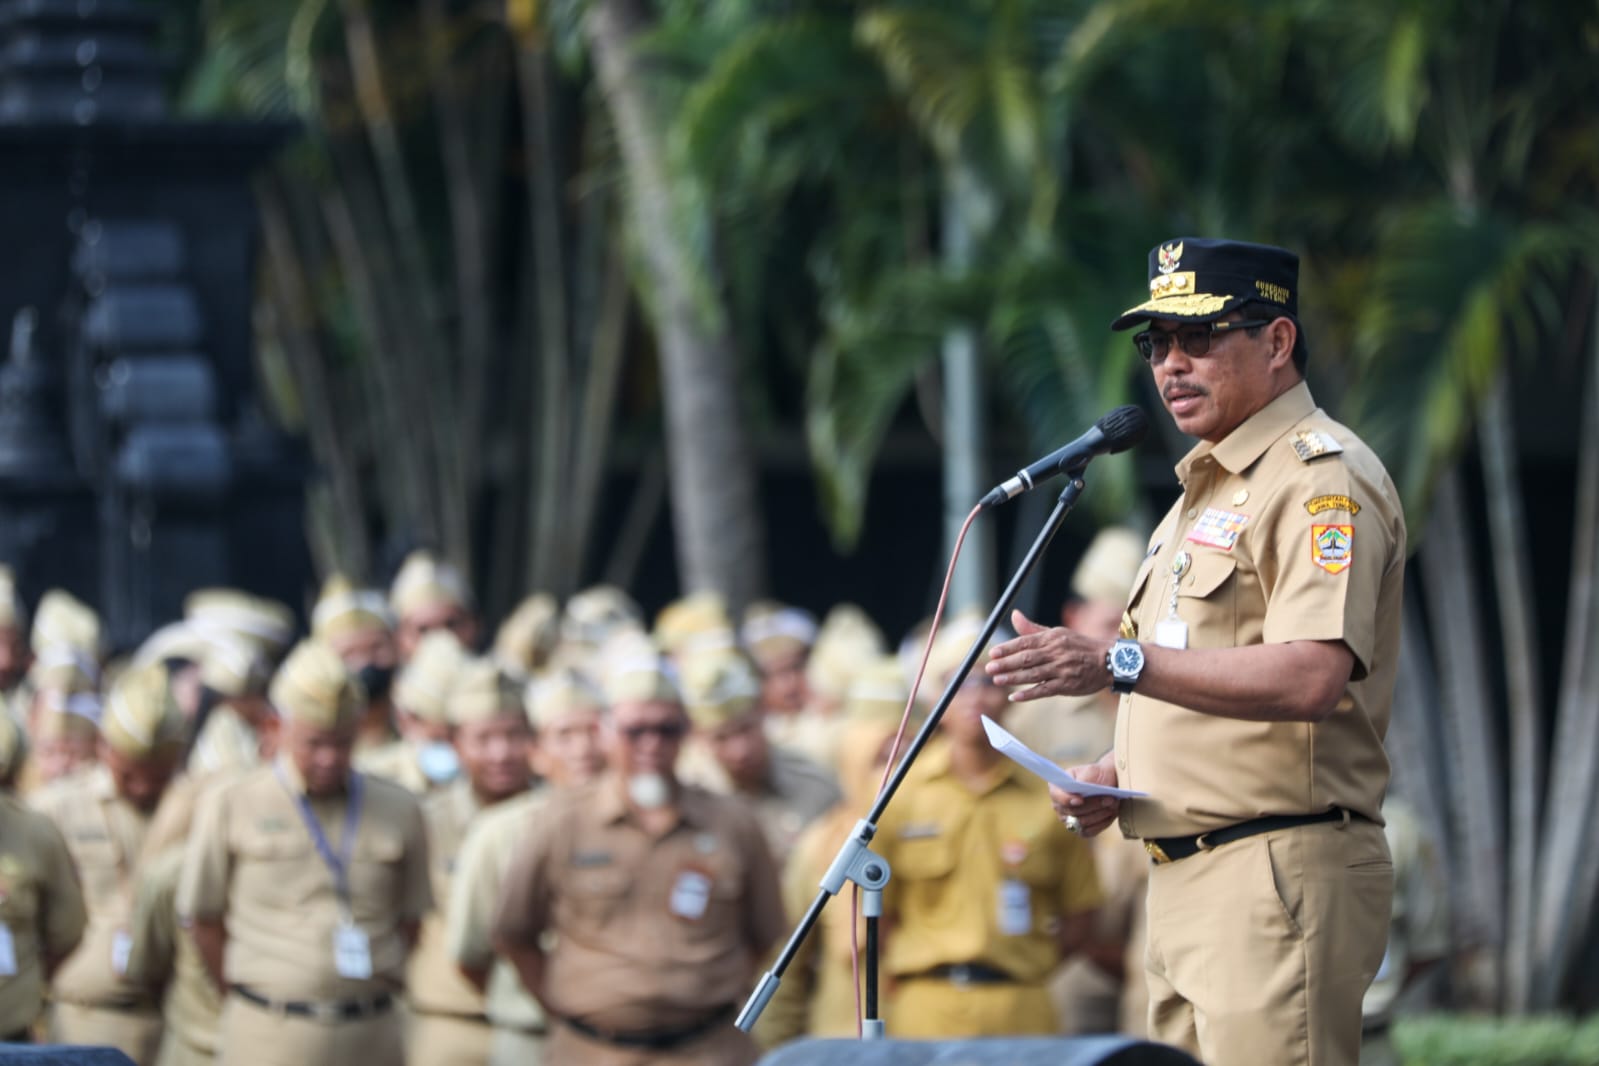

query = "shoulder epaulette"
[1290,429,1344,463]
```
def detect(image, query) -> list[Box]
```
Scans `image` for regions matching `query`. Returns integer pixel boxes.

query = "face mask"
[627,772,671,810]
[356,664,395,701]
[417,740,460,784]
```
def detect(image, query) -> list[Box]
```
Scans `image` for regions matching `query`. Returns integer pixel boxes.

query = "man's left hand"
[986,610,1114,701]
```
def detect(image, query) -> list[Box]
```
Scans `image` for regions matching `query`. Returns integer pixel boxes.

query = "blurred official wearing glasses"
[989,238,1406,1066]
[493,652,785,1066]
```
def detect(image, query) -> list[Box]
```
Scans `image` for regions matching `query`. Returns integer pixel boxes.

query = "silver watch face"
[1111,643,1143,676]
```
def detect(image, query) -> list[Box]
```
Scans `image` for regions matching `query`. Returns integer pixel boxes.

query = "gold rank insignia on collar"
[1291,429,1344,462]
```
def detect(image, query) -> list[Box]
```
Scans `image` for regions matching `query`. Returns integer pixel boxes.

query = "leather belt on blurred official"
[232,984,394,1022]
[1144,807,1352,865]
[914,962,1018,986]
[561,1005,735,1050]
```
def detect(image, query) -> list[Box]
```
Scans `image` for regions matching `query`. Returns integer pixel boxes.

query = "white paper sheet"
[982,715,1148,798]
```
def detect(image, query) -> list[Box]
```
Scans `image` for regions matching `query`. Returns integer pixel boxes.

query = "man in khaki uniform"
[313,575,403,754]
[0,715,89,1042]
[390,550,480,663]
[491,594,560,684]
[406,658,534,1066]
[678,649,840,863]
[1010,528,1152,1036]
[989,237,1405,1066]
[187,632,277,777]
[447,669,609,1066]
[359,630,467,794]
[493,656,786,1066]
[740,603,815,719]
[177,639,432,1066]
[35,662,186,1063]
[876,619,1101,1039]
[754,657,905,1048]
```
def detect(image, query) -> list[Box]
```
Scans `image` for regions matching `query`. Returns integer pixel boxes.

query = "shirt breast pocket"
[347,832,406,910]
[562,866,631,928]
[236,831,318,909]
[893,833,958,886]
[1176,552,1238,647]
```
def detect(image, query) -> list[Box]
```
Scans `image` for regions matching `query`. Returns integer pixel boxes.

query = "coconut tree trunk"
[1476,372,1544,1012]
[583,0,767,612]
[1530,292,1599,1006]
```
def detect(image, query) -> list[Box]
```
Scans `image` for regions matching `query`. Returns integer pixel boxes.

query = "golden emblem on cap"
[1157,241,1184,274]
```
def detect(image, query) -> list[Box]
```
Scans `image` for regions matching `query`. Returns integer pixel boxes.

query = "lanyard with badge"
[276,765,373,979]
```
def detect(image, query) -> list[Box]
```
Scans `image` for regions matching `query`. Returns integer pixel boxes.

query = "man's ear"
[1266,317,1297,370]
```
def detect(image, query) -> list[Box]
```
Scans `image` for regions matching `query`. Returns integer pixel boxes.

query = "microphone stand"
[736,471,1090,1038]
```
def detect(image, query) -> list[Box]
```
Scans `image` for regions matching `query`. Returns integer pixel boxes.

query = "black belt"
[232,984,394,1022]
[1,1028,30,1043]
[561,1006,734,1050]
[916,963,1018,986]
[1144,808,1351,864]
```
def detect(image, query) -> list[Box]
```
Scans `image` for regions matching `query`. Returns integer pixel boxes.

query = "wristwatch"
[1107,639,1145,694]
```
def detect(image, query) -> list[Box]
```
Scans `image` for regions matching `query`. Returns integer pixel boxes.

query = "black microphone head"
[1096,405,1148,453]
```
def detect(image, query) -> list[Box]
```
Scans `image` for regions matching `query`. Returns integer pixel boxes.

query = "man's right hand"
[1048,752,1121,838]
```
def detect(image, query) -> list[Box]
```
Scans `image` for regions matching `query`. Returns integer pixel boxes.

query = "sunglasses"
[1133,319,1273,364]
[617,721,688,742]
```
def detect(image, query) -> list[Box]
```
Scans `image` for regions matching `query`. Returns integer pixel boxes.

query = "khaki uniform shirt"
[176,757,432,1000]
[1009,694,1115,769]
[446,788,548,1031]
[0,792,87,1032]
[876,740,1103,983]
[127,847,221,1052]
[32,765,157,1007]
[683,746,842,863]
[355,739,431,795]
[493,777,786,1032]
[408,778,489,1017]
[1116,383,1406,838]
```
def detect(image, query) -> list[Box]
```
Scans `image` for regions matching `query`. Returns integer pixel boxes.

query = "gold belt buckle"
[1144,840,1172,865]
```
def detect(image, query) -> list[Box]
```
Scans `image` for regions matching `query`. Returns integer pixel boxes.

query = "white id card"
[0,923,16,976]
[111,928,132,976]
[998,879,1032,936]
[669,870,712,921]
[1154,618,1189,649]
[333,921,373,979]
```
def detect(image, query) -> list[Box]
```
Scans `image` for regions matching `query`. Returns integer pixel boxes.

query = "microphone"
[980,406,1148,508]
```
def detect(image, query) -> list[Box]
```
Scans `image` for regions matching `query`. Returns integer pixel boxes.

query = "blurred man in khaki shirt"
[35,663,185,1063]
[390,551,480,664]
[990,238,1405,1066]
[406,657,535,1066]
[178,639,431,1066]
[1010,528,1152,1036]
[448,669,608,1066]
[679,650,840,864]
[312,576,402,755]
[0,715,88,1042]
[876,619,1101,1038]
[493,655,785,1066]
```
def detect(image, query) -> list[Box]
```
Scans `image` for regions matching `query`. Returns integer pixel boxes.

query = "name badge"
[669,870,712,921]
[333,919,373,979]
[0,923,16,977]
[111,928,132,976]
[1154,618,1189,649]
[998,879,1031,936]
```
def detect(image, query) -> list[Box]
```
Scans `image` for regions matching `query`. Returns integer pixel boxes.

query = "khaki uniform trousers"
[216,993,403,1066]
[51,1002,163,1065]
[489,1026,546,1066]
[407,1011,494,1066]
[888,977,1055,1039]
[1144,819,1392,1066]
[544,1021,759,1066]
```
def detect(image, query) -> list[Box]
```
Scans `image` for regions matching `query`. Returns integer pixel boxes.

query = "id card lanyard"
[276,764,372,977]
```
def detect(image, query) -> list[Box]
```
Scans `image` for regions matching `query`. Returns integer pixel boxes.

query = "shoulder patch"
[1305,494,1361,516]
[1291,429,1344,462]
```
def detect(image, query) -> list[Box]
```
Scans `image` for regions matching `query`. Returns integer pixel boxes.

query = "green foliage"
[1395,1014,1599,1066]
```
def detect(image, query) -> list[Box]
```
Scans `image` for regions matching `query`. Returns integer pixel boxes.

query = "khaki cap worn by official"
[101,663,185,759]
[394,631,467,725]
[525,668,606,732]
[447,657,525,726]
[491,593,560,682]
[30,590,101,660]
[1070,527,1147,607]
[390,551,472,619]
[740,601,817,670]
[805,604,885,707]
[270,639,367,729]
[557,585,643,654]
[185,589,296,660]
[679,649,761,730]
[312,575,394,641]
[653,591,735,659]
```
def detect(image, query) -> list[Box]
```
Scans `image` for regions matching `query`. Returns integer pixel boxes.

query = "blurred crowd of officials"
[0,529,1442,1065]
